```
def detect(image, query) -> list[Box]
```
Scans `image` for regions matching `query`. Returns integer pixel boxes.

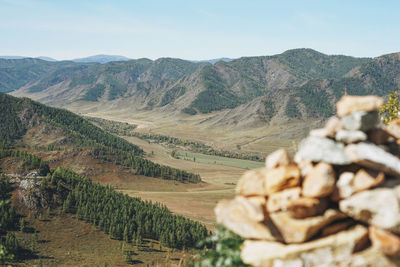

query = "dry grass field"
[77,112,319,229]
[11,210,192,266]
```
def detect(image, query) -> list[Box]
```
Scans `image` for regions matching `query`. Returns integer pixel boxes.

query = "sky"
[0,0,399,60]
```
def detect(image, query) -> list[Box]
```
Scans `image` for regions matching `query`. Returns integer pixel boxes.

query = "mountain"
[72,54,131,63]
[6,48,399,128]
[0,92,201,183]
[192,57,233,64]
[36,56,57,61]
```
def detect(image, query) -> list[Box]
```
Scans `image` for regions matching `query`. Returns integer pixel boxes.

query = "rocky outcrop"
[215,95,400,266]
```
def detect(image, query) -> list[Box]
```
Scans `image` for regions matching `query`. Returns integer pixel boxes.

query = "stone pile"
[215,95,400,266]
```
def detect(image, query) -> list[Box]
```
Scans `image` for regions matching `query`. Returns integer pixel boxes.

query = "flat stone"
[270,209,347,243]
[302,162,336,198]
[264,164,301,194]
[339,188,400,234]
[345,142,400,177]
[241,225,368,267]
[236,168,267,196]
[294,136,351,165]
[265,148,291,169]
[341,110,381,131]
[286,197,328,219]
[310,117,343,138]
[336,95,384,117]
[369,226,400,256]
[335,129,367,144]
[352,169,385,192]
[386,118,400,139]
[266,187,301,213]
[215,198,282,241]
[335,170,385,200]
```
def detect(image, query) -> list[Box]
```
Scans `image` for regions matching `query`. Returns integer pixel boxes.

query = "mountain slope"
[7,49,400,128]
[0,93,201,182]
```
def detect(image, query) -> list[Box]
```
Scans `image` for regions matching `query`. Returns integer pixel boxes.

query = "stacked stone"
[214,95,400,267]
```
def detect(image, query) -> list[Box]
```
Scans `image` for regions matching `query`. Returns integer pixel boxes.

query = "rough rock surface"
[269,209,346,243]
[335,129,367,144]
[345,142,400,176]
[339,188,400,234]
[336,95,384,117]
[241,225,369,267]
[265,148,291,169]
[236,168,267,196]
[294,136,351,165]
[264,164,301,194]
[302,162,336,198]
[215,198,281,240]
[341,110,381,131]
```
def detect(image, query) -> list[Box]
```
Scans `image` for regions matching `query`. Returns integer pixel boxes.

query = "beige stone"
[264,164,301,194]
[335,169,385,200]
[269,209,347,243]
[369,226,400,256]
[241,225,368,267]
[345,142,400,177]
[302,162,336,198]
[215,198,281,241]
[339,188,400,234]
[309,117,343,138]
[336,95,384,117]
[286,197,328,219]
[353,169,385,192]
[386,118,400,139]
[265,148,290,169]
[297,159,314,177]
[266,187,301,213]
[236,168,267,196]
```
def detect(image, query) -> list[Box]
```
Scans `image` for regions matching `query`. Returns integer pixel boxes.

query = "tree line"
[48,167,209,249]
[0,93,202,183]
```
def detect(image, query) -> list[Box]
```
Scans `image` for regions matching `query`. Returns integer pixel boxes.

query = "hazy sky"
[1,0,399,60]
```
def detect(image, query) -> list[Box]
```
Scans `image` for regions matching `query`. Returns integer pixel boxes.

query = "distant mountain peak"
[191,57,233,64]
[72,54,131,64]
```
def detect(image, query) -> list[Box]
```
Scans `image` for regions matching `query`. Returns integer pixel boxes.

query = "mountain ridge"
[4,48,399,129]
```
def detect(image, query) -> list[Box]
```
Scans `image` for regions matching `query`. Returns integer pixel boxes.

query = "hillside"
[6,49,374,124]
[0,93,201,183]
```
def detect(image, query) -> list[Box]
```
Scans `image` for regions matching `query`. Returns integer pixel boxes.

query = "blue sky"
[1,0,399,60]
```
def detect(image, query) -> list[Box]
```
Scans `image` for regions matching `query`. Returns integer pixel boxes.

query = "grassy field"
[174,150,265,169]
[11,209,193,266]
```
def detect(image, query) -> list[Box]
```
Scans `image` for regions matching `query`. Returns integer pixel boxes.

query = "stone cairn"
[215,95,400,266]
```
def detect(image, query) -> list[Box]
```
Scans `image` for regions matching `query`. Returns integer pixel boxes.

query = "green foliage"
[0,177,21,265]
[49,167,209,249]
[182,107,197,115]
[86,117,137,136]
[0,149,50,175]
[0,176,18,231]
[82,84,106,101]
[190,225,249,267]
[285,96,301,118]
[276,48,370,80]
[262,98,276,120]
[0,93,25,148]
[160,86,186,106]
[293,80,335,118]
[106,77,128,100]
[132,132,264,162]
[191,66,242,113]
[379,91,400,124]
